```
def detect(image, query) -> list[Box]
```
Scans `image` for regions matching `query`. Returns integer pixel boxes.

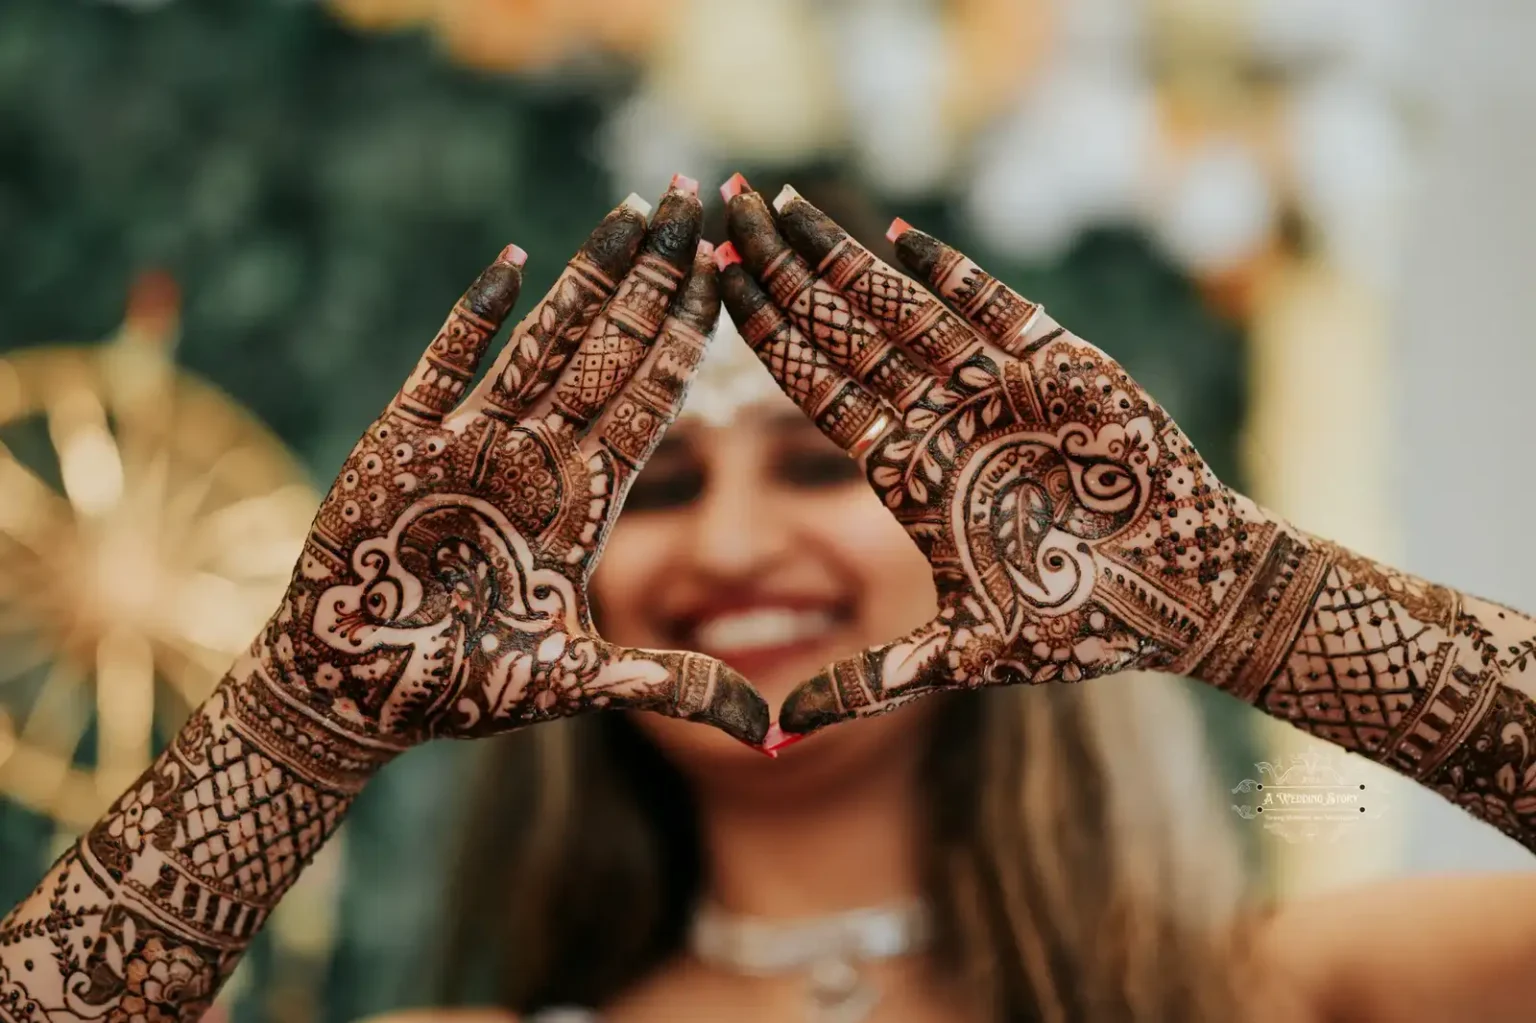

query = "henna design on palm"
[720,183,1536,852]
[286,191,763,744]
[0,187,768,1022]
[720,188,1213,721]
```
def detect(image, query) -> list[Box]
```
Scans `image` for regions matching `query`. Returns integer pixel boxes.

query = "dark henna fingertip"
[773,198,850,266]
[671,249,721,334]
[770,184,802,214]
[644,190,704,268]
[705,670,772,746]
[462,256,524,321]
[723,191,788,274]
[715,259,764,324]
[583,205,650,280]
[892,227,944,282]
[778,675,850,736]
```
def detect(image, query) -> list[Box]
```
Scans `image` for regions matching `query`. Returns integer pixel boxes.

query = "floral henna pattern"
[722,183,1536,852]
[0,191,767,1021]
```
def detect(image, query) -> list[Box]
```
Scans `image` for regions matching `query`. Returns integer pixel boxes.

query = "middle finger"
[536,177,704,433]
[723,181,944,417]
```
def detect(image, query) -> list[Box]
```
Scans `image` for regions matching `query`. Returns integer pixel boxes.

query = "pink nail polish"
[697,239,715,258]
[670,172,700,197]
[732,735,778,758]
[762,722,806,754]
[720,172,751,203]
[713,241,743,271]
[500,243,528,268]
[885,217,913,244]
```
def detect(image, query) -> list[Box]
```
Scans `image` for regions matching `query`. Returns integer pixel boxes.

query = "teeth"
[693,608,835,653]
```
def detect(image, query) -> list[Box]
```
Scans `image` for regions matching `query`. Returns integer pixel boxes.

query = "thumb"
[778,618,955,738]
[591,640,770,746]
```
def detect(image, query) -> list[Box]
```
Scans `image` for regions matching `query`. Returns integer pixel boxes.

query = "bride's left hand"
[716,178,1262,739]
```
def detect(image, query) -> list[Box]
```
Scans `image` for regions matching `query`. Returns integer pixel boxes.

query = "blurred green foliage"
[0,2,1255,1020]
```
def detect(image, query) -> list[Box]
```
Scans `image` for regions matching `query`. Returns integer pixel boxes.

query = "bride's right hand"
[255,181,769,749]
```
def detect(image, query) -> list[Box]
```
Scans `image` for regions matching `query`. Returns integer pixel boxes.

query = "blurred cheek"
[802,484,938,643]
[590,516,674,647]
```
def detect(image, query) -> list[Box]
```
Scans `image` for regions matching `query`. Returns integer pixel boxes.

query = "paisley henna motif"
[0,189,767,1021]
[726,183,1536,854]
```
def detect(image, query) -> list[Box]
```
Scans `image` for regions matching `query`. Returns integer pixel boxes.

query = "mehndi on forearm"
[0,643,397,1021]
[1180,509,1536,852]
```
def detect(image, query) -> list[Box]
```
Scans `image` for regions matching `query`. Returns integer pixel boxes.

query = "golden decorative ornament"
[0,273,317,830]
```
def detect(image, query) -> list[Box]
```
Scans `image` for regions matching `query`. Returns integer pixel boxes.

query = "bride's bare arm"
[1258,873,1536,1022]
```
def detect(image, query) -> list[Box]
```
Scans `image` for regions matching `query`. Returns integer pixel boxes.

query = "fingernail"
[621,192,654,220]
[762,722,806,754]
[697,239,715,258]
[713,241,742,271]
[498,243,528,269]
[720,172,751,203]
[670,172,700,197]
[885,217,913,244]
[772,184,802,213]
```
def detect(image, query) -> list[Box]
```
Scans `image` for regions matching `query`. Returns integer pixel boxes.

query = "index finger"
[770,188,991,374]
[543,180,703,432]
[890,224,1052,355]
[469,195,652,417]
[586,241,719,472]
[392,244,525,423]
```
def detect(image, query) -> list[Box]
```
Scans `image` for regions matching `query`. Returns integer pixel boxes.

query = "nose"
[687,455,791,580]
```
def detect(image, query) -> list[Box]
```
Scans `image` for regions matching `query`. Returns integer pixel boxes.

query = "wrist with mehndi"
[240,620,413,774]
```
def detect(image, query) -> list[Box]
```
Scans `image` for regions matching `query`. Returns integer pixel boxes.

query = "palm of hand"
[291,408,613,740]
[718,188,1263,735]
[258,196,768,747]
[866,322,1244,694]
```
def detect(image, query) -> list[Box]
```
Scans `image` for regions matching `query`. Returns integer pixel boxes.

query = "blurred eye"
[624,463,705,512]
[775,448,862,489]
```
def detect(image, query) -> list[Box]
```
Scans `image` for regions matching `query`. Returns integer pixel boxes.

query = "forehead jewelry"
[680,307,791,425]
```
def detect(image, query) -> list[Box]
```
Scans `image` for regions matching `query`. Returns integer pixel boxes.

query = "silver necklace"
[688,900,932,1023]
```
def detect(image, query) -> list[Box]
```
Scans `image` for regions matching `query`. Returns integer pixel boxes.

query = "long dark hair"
[439,677,1258,1021]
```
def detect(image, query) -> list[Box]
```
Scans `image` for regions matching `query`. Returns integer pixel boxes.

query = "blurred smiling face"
[590,383,940,782]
